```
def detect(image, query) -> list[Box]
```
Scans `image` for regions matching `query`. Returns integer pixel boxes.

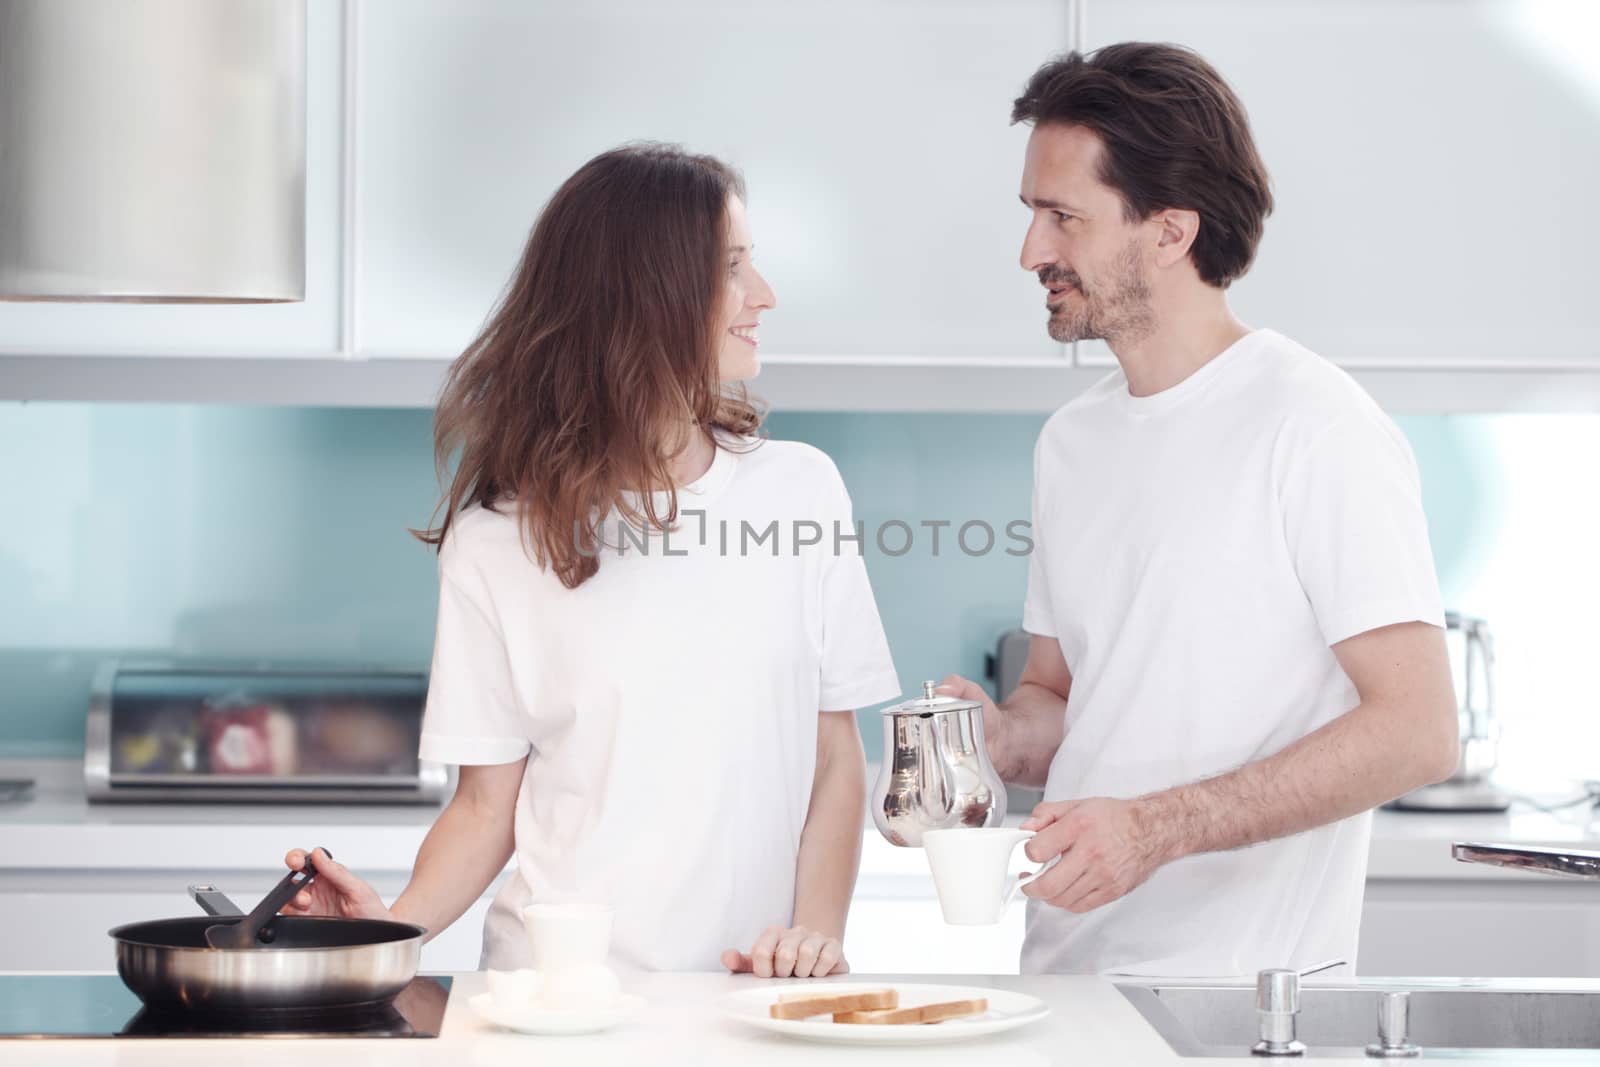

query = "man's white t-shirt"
[1021,328,1443,977]
[419,437,900,972]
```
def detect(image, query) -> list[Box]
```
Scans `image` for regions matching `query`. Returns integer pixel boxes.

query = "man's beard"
[1042,240,1156,346]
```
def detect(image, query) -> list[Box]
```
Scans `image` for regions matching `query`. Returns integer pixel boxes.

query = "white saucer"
[469,992,645,1035]
[717,981,1049,1045]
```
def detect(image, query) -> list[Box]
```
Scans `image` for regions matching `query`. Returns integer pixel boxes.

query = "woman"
[282,144,899,979]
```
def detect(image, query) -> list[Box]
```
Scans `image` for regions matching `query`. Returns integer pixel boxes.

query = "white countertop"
[1,970,1594,1066]
[4,758,1600,1058]
[4,758,1594,884]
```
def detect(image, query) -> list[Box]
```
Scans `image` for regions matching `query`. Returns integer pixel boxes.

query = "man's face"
[1018,123,1155,347]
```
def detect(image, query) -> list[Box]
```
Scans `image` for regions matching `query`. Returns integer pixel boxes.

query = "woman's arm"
[791,709,866,941]
[285,758,525,942]
[721,710,865,977]
[390,758,525,939]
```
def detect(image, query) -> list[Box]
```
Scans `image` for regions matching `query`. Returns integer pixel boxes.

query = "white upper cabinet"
[0,4,344,358]
[5,0,1597,409]
[353,0,1069,361]
[1077,0,1600,368]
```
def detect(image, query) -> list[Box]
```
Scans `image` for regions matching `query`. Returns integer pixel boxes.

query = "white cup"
[922,827,1060,925]
[518,901,621,1011]
[522,901,614,971]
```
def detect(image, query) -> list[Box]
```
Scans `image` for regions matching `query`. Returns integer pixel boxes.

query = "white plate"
[716,981,1050,1046]
[469,992,646,1035]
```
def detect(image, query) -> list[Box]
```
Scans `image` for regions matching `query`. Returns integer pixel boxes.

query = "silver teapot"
[871,681,1007,847]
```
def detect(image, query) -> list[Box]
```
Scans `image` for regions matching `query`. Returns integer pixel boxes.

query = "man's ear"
[1151,208,1200,269]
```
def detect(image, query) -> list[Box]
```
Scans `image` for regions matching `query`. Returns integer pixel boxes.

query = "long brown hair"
[1012,43,1273,288]
[416,143,763,588]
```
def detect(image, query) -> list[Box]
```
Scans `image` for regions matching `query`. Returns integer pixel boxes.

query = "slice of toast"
[768,988,899,1020]
[833,997,989,1025]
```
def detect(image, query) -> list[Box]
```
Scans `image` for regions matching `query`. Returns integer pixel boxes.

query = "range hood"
[0,0,306,303]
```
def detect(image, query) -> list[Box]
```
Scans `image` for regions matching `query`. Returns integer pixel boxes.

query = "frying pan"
[108,851,426,1012]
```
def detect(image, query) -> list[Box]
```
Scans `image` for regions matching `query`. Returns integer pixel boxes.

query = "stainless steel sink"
[1117,981,1600,1059]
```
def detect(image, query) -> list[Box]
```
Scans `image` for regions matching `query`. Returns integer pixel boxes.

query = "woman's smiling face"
[715,195,777,382]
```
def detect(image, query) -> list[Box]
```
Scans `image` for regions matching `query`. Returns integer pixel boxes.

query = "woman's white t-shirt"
[418,437,901,972]
[1021,328,1444,977]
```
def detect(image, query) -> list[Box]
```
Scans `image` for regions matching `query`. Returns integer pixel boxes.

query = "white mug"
[922,827,1060,925]
[514,901,622,1011]
[521,901,614,972]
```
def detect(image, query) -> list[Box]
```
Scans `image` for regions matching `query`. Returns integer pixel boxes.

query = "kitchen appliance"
[1453,841,1600,876]
[111,874,425,1012]
[871,680,1007,847]
[986,627,1045,814]
[0,975,451,1039]
[1388,612,1509,813]
[85,659,448,804]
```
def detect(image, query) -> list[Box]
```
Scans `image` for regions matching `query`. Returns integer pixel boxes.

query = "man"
[939,43,1460,977]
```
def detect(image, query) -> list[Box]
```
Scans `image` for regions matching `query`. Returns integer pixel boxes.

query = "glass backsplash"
[0,402,1593,781]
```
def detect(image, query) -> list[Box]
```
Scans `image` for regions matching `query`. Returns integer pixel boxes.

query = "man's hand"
[937,674,1005,753]
[720,925,848,978]
[938,636,1071,788]
[1020,798,1178,913]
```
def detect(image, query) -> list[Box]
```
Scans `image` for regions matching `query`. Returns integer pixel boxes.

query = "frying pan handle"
[188,884,245,917]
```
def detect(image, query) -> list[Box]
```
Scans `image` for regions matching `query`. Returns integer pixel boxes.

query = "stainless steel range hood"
[0,0,306,303]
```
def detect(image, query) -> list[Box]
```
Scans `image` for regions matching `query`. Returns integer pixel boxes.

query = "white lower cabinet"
[848,880,1600,979]
[5,875,1595,978]
[0,874,496,973]
[1359,880,1600,978]
[846,898,1026,976]
[3,891,197,972]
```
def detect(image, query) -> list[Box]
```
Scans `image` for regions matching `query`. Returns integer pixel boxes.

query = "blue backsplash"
[1,402,1593,778]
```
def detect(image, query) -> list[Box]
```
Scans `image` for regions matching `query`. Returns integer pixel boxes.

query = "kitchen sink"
[1117,981,1600,1059]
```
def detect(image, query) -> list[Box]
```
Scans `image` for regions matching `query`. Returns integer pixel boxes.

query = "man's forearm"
[991,681,1068,789]
[391,791,515,941]
[1137,696,1456,864]
[791,732,866,940]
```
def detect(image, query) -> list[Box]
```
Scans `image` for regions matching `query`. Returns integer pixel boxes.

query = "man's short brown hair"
[1012,43,1273,289]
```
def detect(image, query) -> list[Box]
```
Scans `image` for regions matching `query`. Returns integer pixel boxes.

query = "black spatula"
[203,848,329,949]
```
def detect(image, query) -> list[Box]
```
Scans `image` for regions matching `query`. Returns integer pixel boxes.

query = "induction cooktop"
[0,975,452,1039]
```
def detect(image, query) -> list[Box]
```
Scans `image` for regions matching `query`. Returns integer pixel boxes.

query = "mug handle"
[1003,832,1063,908]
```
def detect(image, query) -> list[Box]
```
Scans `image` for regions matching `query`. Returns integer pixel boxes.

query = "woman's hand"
[720,925,848,978]
[281,847,393,921]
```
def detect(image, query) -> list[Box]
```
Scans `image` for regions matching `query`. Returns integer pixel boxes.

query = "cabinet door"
[354,0,1068,362]
[0,881,497,972]
[0,891,185,971]
[847,897,1025,974]
[0,3,344,358]
[1076,0,1600,370]
[1362,880,1600,977]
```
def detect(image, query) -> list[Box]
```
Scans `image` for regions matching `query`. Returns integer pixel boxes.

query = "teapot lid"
[880,680,983,716]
